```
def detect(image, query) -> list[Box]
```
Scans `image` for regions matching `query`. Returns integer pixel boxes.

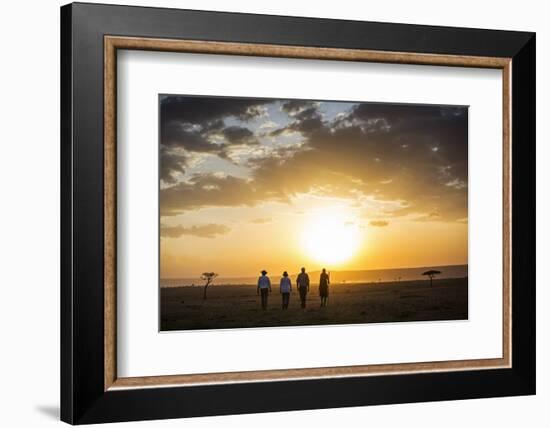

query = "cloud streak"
[161,223,231,238]
[251,217,272,224]
[370,220,389,227]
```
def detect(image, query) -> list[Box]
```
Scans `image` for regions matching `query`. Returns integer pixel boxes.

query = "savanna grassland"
[160,277,468,331]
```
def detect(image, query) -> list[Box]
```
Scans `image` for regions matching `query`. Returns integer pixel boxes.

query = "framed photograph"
[158,94,470,331]
[61,2,535,424]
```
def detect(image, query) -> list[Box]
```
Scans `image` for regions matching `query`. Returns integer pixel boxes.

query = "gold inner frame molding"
[104,35,512,391]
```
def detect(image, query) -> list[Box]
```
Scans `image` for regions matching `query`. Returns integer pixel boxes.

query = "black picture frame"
[61,2,535,424]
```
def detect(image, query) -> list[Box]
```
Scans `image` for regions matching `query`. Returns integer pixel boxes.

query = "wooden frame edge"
[105,36,511,68]
[110,357,508,390]
[103,35,512,391]
[104,37,117,390]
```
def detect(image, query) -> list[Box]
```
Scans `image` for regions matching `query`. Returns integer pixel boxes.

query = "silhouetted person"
[257,270,271,310]
[319,268,330,307]
[296,267,310,309]
[280,271,292,309]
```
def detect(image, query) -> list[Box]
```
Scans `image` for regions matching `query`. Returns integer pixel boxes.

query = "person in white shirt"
[279,271,292,309]
[257,270,272,310]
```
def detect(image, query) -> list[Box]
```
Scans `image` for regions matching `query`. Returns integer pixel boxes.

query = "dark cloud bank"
[160,95,468,223]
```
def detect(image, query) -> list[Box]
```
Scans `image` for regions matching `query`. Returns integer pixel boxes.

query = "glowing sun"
[302,211,361,266]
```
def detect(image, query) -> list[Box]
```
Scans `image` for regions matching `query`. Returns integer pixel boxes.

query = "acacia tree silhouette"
[422,270,441,287]
[201,272,218,300]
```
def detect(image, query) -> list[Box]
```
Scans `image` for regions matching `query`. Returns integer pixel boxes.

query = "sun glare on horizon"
[301,211,362,267]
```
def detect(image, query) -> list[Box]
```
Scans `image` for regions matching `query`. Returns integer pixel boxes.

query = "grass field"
[160,277,468,331]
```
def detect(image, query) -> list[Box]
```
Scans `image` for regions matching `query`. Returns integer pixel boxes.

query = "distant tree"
[422,270,441,287]
[201,272,218,300]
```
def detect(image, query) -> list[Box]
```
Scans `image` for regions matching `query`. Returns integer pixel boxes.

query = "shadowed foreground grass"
[160,277,467,331]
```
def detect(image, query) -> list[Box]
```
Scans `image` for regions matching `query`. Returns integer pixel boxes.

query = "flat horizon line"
[161,263,468,280]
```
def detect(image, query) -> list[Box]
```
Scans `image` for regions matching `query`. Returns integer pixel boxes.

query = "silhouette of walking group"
[257,267,330,310]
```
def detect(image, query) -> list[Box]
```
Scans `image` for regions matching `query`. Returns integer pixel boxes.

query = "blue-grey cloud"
[160,95,468,222]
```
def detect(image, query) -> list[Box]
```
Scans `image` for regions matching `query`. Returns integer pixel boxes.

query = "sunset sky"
[159,95,468,279]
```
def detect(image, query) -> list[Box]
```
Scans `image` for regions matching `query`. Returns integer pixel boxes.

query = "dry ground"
[160,277,468,331]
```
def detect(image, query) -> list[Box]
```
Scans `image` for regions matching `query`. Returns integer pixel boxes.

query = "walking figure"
[319,268,330,307]
[280,271,292,309]
[296,267,310,309]
[257,270,271,310]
